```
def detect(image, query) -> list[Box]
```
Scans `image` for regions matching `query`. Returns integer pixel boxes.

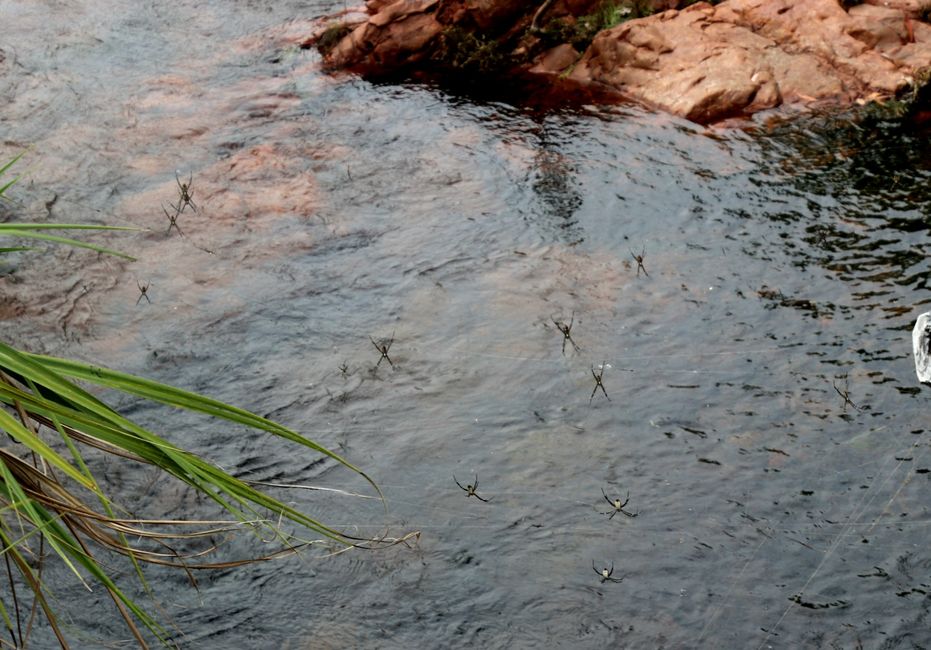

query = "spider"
[162,202,184,236]
[175,171,197,213]
[370,333,395,369]
[136,280,151,305]
[552,311,581,355]
[630,246,649,277]
[590,362,610,403]
[593,561,625,583]
[454,474,490,502]
[601,488,638,519]
[832,375,861,413]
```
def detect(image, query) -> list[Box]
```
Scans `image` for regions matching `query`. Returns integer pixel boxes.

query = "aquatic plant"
[0,154,389,647]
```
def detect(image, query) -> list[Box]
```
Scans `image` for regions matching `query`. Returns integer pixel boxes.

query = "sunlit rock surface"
[309,0,931,123]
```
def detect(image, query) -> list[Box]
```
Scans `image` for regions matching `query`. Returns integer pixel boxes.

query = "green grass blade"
[0,178,21,197]
[0,409,95,491]
[44,408,152,597]
[0,342,136,430]
[28,354,380,493]
[0,230,135,260]
[0,347,354,541]
[0,151,26,198]
[0,387,188,466]
[0,224,138,232]
[0,461,85,584]
[0,151,26,179]
[0,593,15,646]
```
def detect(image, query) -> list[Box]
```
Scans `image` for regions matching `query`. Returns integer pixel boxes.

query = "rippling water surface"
[3,1,931,648]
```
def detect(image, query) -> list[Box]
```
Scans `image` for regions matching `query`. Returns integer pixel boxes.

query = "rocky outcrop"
[307,0,931,123]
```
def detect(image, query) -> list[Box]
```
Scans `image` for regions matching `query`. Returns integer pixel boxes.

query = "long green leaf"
[0,151,26,198]
[0,462,85,585]
[0,230,135,260]
[0,345,354,541]
[0,151,26,179]
[0,593,15,647]
[29,355,376,480]
[28,353,382,500]
[45,406,155,597]
[0,224,138,232]
[0,410,94,491]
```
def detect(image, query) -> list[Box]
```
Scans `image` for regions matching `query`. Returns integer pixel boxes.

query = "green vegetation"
[434,1,648,77]
[0,152,137,260]
[436,26,512,76]
[905,66,931,113]
[0,153,389,647]
[861,66,931,122]
[536,0,647,52]
[316,22,353,57]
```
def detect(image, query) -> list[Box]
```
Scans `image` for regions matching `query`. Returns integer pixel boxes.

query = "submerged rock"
[307,0,931,123]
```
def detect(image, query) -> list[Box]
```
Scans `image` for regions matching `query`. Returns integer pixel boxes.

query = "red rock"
[435,0,526,29]
[529,43,580,75]
[314,0,931,123]
[329,0,443,70]
[569,0,928,121]
[862,0,931,18]
[847,4,910,51]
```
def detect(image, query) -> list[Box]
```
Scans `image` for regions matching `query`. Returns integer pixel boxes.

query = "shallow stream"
[2,1,931,647]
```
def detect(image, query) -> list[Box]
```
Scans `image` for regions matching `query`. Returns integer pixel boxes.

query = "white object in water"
[913,312,931,384]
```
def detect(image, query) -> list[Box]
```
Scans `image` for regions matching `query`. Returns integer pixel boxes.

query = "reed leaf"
[0,151,26,198]
[0,229,136,260]
[29,352,382,500]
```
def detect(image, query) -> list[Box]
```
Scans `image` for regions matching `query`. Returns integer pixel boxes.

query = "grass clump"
[861,66,931,122]
[536,1,648,52]
[316,22,353,57]
[898,66,931,120]
[436,26,512,75]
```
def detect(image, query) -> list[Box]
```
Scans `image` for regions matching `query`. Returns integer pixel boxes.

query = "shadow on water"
[741,115,931,325]
[3,1,931,648]
[524,119,586,243]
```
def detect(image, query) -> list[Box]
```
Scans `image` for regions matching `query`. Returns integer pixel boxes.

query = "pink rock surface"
[570,0,931,121]
[313,0,931,123]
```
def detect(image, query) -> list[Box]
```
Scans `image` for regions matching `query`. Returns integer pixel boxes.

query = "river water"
[2,1,931,648]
